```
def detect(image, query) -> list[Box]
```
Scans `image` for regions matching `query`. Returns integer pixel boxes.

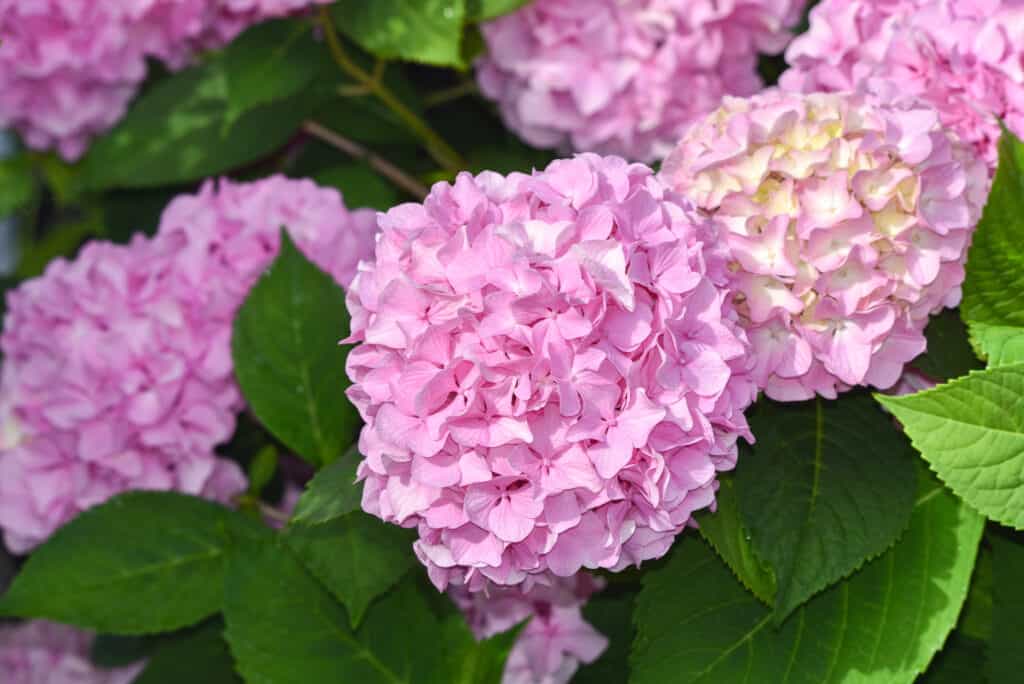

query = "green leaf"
[990,533,1024,683]
[285,512,416,627]
[963,128,1024,330]
[314,162,403,210]
[290,445,362,525]
[958,545,992,642]
[231,230,360,467]
[0,154,36,216]
[735,394,917,621]
[630,471,984,684]
[90,634,162,668]
[247,445,279,496]
[918,633,987,684]
[82,61,312,189]
[878,364,1024,529]
[695,475,775,605]
[16,207,104,279]
[0,492,263,634]
[574,589,636,684]
[223,539,510,683]
[134,620,242,684]
[466,0,532,21]
[910,309,982,380]
[332,0,467,68]
[222,19,333,129]
[968,322,1024,368]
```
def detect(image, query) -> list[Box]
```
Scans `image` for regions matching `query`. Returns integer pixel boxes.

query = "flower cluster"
[0,620,143,684]
[345,154,756,591]
[0,176,376,554]
[452,575,607,684]
[780,0,1024,171]
[475,0,806,162]
[660,89,988,400]
[0,0,329,160]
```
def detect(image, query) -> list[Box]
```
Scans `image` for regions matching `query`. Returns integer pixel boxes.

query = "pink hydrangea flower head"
[0,620,144,684]
[0,176,376,553]
[452,574,607,684]
[476,0,807,162]
[345,154,756,591]
[660,89,988,400]
[780,0,1024,171]
[0,0,329,160]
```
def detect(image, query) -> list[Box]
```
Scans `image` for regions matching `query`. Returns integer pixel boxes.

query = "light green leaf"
[82,62,311,189]
[285,512,416,627]
[0,492,264,634]
[289,445,362,526]
[735,394,917,621]
[331,0,467,68]
[231,230,360,467]
[466,0,532,21]
[878,363,1024,529]
[221,19,333,129]
[133,620,242,684]
[968,322,1024,368]
[990,534,1024,682]
[695,475,775,605]
[630,471,984,684]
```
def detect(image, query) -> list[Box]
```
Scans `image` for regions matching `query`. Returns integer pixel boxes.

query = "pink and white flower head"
[345,154,756,591]
[0,620,143,684]
[0,176,376,554]
[780,0,1024,172]
[475,0,806,163]
[452,574,608,684]
[0,0,328,160]
[660,89,988,401]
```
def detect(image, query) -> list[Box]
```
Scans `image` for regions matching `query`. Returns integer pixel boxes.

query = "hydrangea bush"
[0,2,1021,683]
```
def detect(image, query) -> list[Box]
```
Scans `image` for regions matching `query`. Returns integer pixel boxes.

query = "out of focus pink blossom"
[0,620,143,684]
[781,0,1024,171]
[476,0,806,162]
[661,89,987,400]
[345,154,756,591]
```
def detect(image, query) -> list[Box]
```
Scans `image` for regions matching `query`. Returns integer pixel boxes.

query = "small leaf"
[990,533,1024,683]
[231,230,360,467]
[332,0,468,68]
[0,492,265,634]
[695,475,775,605]
[878,364,1024,529]
[290,445,362,525]
[466,0,532,21]
[246,445,279,496]
[630,469,984,684]
[285,512,416,627]
[736,393,917,621]
[134,620,242,684]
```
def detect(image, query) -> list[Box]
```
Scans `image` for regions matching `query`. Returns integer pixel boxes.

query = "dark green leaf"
[0,154,36,216]
[0,492,264,634]
[574,589,636,684]
[911,309,982,381]
[16,208,104,279]
[736,394,917,621]
[134,620,242,684]
[90,634,162,668]
[286,512,416,627]
[82,62,312,189]
[466,0,532,21]
[222,19,333,129]
[290,445,362,525]
[332,0,467,68]
[878,364,1024,529]
[247,445,279,496]
[314,162,403,210]
[231,230,359,467]
[631,470,984,684]
[695,474,775,605]
[919,633,987,684]
[959,545,992,642]
[990,533,1024,683]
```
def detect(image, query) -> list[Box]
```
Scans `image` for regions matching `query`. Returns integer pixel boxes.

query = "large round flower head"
[345,154,756,591]
[475,0,806,162]
[660,89,988,401]
[0,620,143,684]
[0,0,329,160]
[0,175,377,553]
[451,574,607,684]
[780,0,1024,171]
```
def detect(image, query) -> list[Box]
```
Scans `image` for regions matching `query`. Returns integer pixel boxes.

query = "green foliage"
[315,161,403,210]
[247,445,279,496]
[990,533,1024,682]
[0,154,36,216]
[332,1,469,68]
[466,0,534,21]
[912,308,983,381]
[133,620,242,684]
[0,492,266,634]
[232,230,360,467]
[289,445,363,525]
[735,394,917,621]
[574,590,637,683]
[879,364,1024,529]
[630,471,984,684]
